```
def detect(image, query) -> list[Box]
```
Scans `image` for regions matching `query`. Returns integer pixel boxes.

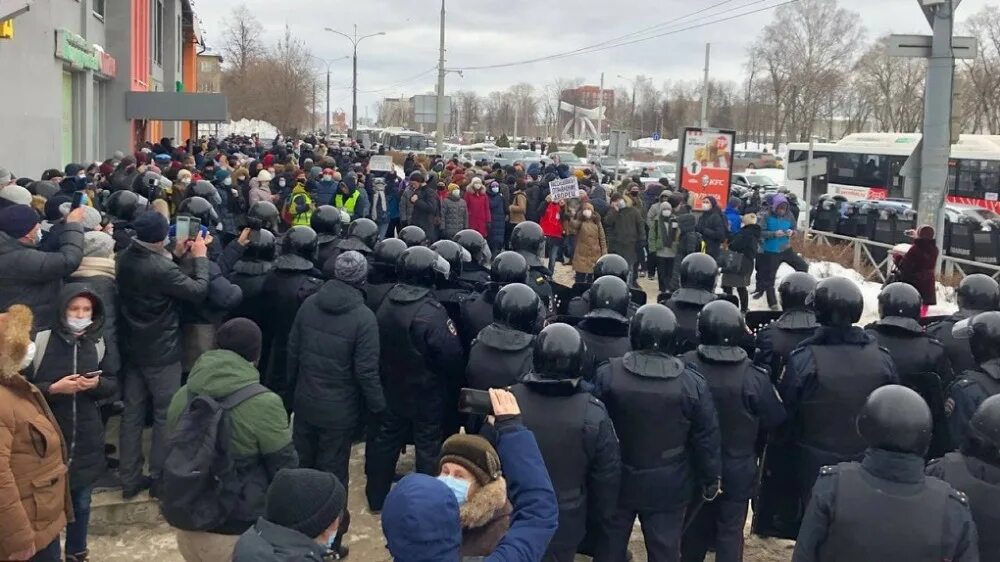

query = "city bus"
[377,128,432,152]
[786,133,1000,212]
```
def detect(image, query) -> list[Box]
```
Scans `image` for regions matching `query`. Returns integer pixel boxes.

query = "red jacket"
[466,191,492,237]
[898,238,939,305]
[539,202,564,239]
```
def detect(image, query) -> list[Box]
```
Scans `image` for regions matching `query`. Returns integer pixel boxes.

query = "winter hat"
[917,224,935,240]
[332,250,369,287]
[64,163,84,177]
[383,474,462,559]
[30,180,59,199]
[0,184,32,206]
[256,170,273,183]
[83,231,115,258]
[310,166,323,180]
[266,468,346,539]
[133,210,169,243]
[216,317,263,363]
[0,167,11,184]
[176,169,193,183]
[213,168,230,182]
[439,434,502,486]
[43,194,72,221]
[0,205,39,238]
[742,213,758,226]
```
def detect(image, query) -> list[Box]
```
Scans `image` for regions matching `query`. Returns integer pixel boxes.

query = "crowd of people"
[0,134,998,562]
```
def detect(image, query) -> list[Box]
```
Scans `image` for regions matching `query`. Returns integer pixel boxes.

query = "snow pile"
[631,137,680,155]
[219,119,280,139]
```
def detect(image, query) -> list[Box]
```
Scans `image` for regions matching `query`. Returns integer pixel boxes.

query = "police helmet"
[857,385,932,455]
[510,221,545,256]
[400,225,427,247]
[679,253,719,292]
[969,395,1000,453]
[957,274,1000,312]
[281,226,318,261]
[588,276,630,320]
[490,251,529,285]
[397,246,445,288]
[878,282,922,320]
[593,254,630,283]
[373,238,407,271]
[136,171,166,200]
[533,323,585,380]
[629,304,678,353]
[177,196,219,228]
[430,240,464,279]
[493,283,541,334]
[808,276,863,328]
[778,272,817,311]
[247,201,280,231]
[105,190,144,222]
[966,311,1000,364]
[311,205,343,236]
[191,179,219,202]
[453,229,488,263]
[245,228,277,261]
[347,218,379,250]
[697,300,745,347]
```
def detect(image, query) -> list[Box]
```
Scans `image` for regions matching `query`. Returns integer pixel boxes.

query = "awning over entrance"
[125,92,228,122]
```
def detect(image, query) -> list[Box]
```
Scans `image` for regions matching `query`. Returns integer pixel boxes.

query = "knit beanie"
[917,224,936,240]
[331,250,369,287]
[216,317,263,363]
[0,184,32,206]
[0,167,11,184]
[44,194,72,221]
[83,231,115,258]
[257,170,272,183]
[266,468,346,538]
[133,210,169,243]
[0,205,39,238]
[439,434,502,486]
[59,203,102,230]
[30,180,60,199]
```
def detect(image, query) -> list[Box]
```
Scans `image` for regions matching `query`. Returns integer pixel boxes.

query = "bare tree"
[221,5,265,75]
[853,36,925,132]
[959,5,1000,133]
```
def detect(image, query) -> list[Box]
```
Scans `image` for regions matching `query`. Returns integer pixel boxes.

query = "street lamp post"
[617,75,638,137]
[305,54,349,135]
[325,25,386,137]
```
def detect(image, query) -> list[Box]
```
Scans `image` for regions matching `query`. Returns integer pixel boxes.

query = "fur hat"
[742,213,758,226]
[0,305,33,378]
[439,434,502,486]
[84,231,115,258]
[917,224,935,240]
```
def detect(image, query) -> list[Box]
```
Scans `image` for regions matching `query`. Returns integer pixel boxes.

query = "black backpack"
[159,383,269,531]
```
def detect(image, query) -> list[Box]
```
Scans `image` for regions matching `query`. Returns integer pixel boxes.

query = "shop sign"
[55,29,116,77]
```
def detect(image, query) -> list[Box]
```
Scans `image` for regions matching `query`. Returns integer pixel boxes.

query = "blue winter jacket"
[725,207,742,234]
[760,194,795,254]
[314,179,339,206]
[487,190,507,244]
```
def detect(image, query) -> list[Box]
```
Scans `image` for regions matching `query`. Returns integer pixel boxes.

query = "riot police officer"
[105,189,148,250]
[680,301,785,562]
[928,394,1000,562]
[566,254,639,318]
[794,385,978,562]
[324,217,379,271]
[466,282,539,391]
[510,221,554,308]
[948,310,1000,447]
[928,273,1000,375]
[366,238,406,312]
[311,205,343,271]
[260,226,323,410]
[510,323,621,562]
[228,228,276,327]
[453,229,492,286]
[664,253,720,354]
[458,251,542,351]
[753,271,819,383]
[866,282,952,457]
[399,224,427,247]
[246,200,280,232]
[365,246,464,511]
[779,276,898,506]
[593,304,720,562]
[575,275,632,381]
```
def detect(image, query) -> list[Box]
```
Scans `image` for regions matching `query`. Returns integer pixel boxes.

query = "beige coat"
[572,205,608,274]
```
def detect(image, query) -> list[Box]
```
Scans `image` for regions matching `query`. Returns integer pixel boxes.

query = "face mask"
[224,177,232,186]
[19,342,36,371]
[66,316,93,333]
[34,228,43,245]
[325,530,338,551]
[617,201,626,210]
[323,175,333,182]
[491,186,499,193]
[437,475,470,505]
[582,209,593,219]
[661,208,672,217]
[278,179,286,188]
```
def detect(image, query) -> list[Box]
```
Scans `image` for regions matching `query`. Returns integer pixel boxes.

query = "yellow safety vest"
[335,190,361,216]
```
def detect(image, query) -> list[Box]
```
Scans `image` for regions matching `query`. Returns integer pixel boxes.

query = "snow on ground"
[219,118,280,139]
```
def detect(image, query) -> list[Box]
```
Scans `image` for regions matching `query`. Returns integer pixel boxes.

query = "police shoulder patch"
[446,319,458,336]
[818,465,839,477]
[535,276,546,285]
[950,489,969,506]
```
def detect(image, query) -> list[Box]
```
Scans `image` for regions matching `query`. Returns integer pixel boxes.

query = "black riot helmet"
[808,276,863,328]
[957,274,1000,312]
[593,254,630,282]
[778,272,818,311]
[510,221,545,255]
[588,276,630,319]
[347,218,379,250]
[629,304,678,353]
[244,228,277,261]
[281,226,319,261]
[878,282,922,320]
[968,395,1000,456]
[679,253,719,292]
[191,179,219,201]
[490,251,528,285]
[532,323,585,380]
[697,300,746,347]
[454,229,488,263]
[857,385,933,456]
[430,240,464,279]
[493,283,541,334]
[137,170,167,200]
[967,311,1000,364]
[373,238,407,271]
[311,205,342,236]
[247,201,279,231]
[105,190,144,222]
[397,246,443,288]
[176,196,219,227]
[400,225,427,247]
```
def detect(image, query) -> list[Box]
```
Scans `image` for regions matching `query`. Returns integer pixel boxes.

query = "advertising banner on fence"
[549,176,580,201]
[678,127,736,208]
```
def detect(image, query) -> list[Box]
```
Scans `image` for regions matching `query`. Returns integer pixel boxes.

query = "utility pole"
[700,43,711,128]
[325,26,386,137]
[513,103,519,141]
[435,0,447,152]
[326,66,331,135]
[597,72,604,146]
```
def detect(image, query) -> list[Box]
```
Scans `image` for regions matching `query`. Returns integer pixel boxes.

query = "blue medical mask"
[437,475,470,505]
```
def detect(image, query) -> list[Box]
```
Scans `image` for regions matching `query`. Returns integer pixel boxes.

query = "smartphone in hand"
[70,191,85,210]
[82,370,102,378]
[458,388,494,415]
[175,216,191,242]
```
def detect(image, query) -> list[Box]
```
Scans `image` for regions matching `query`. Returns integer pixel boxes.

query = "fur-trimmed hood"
[0,305,33,380]
[460,477,511,529]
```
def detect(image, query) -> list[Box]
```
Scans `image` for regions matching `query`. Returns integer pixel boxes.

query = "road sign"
[888,34,977,59]
[785,157,828,181]
[652,131,661,141]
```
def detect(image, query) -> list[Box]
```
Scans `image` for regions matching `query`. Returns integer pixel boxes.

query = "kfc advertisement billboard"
[679,127,736,208]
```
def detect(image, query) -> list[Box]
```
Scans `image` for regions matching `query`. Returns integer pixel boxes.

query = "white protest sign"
[369,155,394,173]
[549,177,580,201]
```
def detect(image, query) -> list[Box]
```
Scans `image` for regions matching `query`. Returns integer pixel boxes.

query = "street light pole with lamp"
[306,54,349,136]
[324,25,386,137]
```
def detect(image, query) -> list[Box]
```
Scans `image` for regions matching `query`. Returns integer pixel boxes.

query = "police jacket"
[665,289,717,355]
[466,324,534,391]
[565,287,639,319]
[753,309,818,383]
[575,315,631,381]
[927,310,981,376]
[228,259,274,327]
[179,241,244,326]
[516,251,554,308]
[319,237,374,276]
[683,346,786,501]
[460,285,546,353]
[315,234,339,273]
[458,263,490,288]
[365,269,396,313]
[927,451,1000,562]
[793,449,978,562]
[948,359,1000,448]
[510,376,620,551]
[593,351,721,511]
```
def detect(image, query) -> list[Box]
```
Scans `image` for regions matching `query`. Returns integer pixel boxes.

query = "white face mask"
[224,177,233,186]
[323,175,333,182]
[19,342,36,371]
[278,179,286,188]
[66,316,93,333]
[491,186,499,193]
[661,208,672,217]
[582,209,593,219]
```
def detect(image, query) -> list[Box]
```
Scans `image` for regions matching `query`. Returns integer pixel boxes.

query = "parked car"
[732,173,780,193]
[549,151,590,174]
[732,150,779,171]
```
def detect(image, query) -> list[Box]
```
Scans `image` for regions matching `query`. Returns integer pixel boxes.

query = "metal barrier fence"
[804,229,1000,283]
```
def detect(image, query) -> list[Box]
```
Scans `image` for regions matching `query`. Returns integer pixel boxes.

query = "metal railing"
[803,229,1000,283]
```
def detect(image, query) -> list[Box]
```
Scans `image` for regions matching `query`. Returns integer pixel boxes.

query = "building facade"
[197,52,222,93]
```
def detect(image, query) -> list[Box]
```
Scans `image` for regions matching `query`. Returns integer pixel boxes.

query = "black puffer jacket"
[116,242,210,367]
[0,224,84,332]
[30,284,119,490]
[696,197,728,258]
[288,279,385,428]
[179,241,244,325]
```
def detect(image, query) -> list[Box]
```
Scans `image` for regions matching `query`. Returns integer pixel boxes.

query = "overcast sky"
[194,0,992,121]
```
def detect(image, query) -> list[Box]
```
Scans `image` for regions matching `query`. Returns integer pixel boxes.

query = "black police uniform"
[458,261,491,287]
[459,284,546,351]
[664,289,717,355]
[753,309,818,383]
[565,287,640,319]
[949,361,1000,447]
[466,324,534,391]
[681,345,786,562]
[928,311,982,375]
[576,314,631,382]
[928,452,1000,562]
[365,283,464,511]
[927,274,1000,376]
[365,267,396,312]
[321,236,373,272]
[518,250,555,308]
